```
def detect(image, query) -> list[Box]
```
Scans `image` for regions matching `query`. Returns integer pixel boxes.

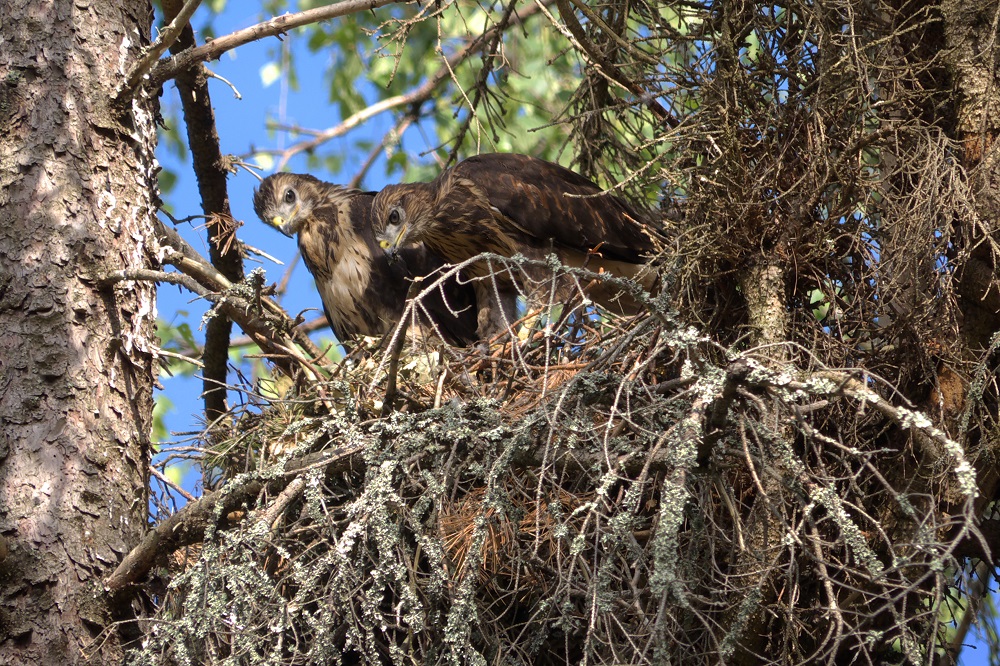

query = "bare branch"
[149,465,196,503]
[348,115,415,188]
[273,0,551,169]
[99,267,204,292]
[276,78,440,171]
[145,0,404,91]
[154,219,328,379]
[116,0,203,101]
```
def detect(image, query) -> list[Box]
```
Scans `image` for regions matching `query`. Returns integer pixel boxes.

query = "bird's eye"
[388,209,400,225]
[284,189,296,204]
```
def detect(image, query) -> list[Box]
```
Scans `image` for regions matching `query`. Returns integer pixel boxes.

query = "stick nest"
[137,262,982,665]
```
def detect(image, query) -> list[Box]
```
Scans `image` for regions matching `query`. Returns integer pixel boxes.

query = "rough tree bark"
[0,1,157,663]
[943,0,1000,350]
[940,9,1000,641]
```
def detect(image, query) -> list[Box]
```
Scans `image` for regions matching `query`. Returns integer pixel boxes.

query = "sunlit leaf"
[158,169,177,195]
[176,323,198,351]
[151,395,174,443]
[260,61,283,87]
[254,153,275,171]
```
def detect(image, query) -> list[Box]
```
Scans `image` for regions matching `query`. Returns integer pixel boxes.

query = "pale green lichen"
[136,300,971,666]
[812,485,884,576]
[719,587,763,659]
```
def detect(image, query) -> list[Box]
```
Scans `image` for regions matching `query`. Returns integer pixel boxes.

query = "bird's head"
[372,183,433,258]
[253,173,320,238]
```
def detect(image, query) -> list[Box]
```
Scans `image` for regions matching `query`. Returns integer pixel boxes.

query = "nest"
[137,256,982,665]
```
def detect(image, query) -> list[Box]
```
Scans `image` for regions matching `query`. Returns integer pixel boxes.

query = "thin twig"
[258,476,307,535]
[157,347,206,369]
[144,0,404,92]
[150,465,197,503]
[381,279,421,417]
[348,115,416,189]
[274,0,551,170]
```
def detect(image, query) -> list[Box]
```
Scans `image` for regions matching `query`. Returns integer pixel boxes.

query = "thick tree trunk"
[939,1,1000,503]
[941,0,1000,350]
[0,1,157,663]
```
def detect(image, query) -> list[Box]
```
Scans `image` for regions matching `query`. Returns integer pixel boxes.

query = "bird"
[372,153,659,340]
[252,173,479,346]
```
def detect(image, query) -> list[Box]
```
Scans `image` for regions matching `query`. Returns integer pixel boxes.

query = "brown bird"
[253,173,478,346]
[372,153,659,340]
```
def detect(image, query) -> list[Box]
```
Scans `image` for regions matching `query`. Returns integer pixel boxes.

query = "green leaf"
[175,322,199,352]
[260,61,282,88]
[158,169,177,195]
[165,464,186,486]
[254,153,275,171]
[307,25,332,52]
[151,395,174,443]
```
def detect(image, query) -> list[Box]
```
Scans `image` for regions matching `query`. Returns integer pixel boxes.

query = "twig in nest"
[105,445,363,598]
[381,278,423,417]
[257,476,307,536]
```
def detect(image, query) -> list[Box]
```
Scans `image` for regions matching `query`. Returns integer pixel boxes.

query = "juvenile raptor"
[372,153,658,340]
[253,173,478,346]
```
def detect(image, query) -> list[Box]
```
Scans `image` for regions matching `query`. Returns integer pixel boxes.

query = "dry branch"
[163,12,246,424]
[106,445,364,596]
[154,220,328,383]
[156,218,323,359]
[116,0,202,100]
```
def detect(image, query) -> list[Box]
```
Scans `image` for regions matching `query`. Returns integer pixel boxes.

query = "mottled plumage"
[253,173,478,346]
[372,153,658,339]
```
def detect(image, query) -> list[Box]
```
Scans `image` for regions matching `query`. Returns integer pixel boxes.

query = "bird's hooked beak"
[377,222,407,261]
[269,216,293,238]
[269,206,299,238]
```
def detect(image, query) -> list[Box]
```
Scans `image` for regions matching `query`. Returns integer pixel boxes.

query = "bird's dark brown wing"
[451,153,654,264]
